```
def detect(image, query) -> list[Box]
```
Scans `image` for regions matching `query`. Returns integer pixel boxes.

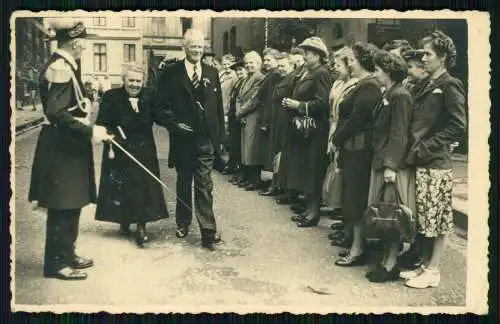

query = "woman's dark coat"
[406,71,467,170]
[332,76,382,222]
[277,64,333,196]
[372,84,414,172]
[95,87,169,224]
[256,68,283,171]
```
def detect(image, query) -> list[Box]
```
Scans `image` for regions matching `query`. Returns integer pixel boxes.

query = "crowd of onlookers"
[206,30,466,288]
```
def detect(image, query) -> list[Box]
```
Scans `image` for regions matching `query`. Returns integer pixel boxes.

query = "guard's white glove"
[92,125,113,143]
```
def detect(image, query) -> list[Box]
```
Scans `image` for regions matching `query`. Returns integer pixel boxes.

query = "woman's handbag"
[292,103,316,138]
[322,151,343,209]
[361,182,416,242]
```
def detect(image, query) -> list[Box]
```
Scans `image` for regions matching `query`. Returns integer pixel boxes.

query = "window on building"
[223,31,229,54]
[93,17,106,27]
[181,18,193,35]
[152,17,166,37]
[230,26,237,53]
[124,44,136,62]
[93,44,107,72]
[122,17,135,27]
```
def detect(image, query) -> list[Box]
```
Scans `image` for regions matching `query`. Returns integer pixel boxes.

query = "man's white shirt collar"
[184,59,202,80]
[54,49,78,70]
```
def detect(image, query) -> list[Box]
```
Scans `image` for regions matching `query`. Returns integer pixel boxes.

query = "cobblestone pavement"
[13,124,468,310]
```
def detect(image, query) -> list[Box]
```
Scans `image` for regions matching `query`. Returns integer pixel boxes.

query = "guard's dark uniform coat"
[95,87,169,224]
[29,51,96,209]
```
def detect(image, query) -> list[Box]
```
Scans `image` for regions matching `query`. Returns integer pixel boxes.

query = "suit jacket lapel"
[180,62,196,100]
[201,64,211,101]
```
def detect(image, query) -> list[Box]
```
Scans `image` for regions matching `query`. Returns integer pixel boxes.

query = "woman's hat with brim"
[230,59,245,70]
[298,37,329,57]
[46,19,97,41]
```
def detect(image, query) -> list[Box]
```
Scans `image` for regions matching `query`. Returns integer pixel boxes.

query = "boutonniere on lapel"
[203,77,217,92]
[382,98,390,106]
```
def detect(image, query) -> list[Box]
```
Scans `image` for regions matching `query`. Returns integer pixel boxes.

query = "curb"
[15,117,44,135]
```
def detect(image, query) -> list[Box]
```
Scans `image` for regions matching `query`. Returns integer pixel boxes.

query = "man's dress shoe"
[44,267,87,280]
[175,227,188,238]
[201,232,223,250]
[71,256,94,269]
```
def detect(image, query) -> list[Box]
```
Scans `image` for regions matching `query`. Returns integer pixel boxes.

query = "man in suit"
[154,29,224,250]
[29,19,112,280]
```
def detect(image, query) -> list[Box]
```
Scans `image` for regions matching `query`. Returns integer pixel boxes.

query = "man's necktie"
[129,97,139,113]
[192,66,200,89]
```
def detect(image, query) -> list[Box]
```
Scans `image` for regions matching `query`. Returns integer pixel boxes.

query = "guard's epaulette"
[45,59,73,83]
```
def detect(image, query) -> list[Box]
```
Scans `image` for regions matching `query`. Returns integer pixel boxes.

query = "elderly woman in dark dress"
[332,42,382,266]
[400,30,467,289]
[364,50,416,282]
[95,65,168,247]
[280,37,333,227]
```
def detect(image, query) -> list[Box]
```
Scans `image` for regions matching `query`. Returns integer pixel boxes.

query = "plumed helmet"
[47,18,96,42]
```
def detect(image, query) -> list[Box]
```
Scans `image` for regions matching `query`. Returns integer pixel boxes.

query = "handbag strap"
[376,182,403,205]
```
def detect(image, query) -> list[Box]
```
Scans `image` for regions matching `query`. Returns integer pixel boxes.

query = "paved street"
[13,124,468,308]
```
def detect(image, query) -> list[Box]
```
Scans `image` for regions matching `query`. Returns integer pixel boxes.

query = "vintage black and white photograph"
[10,10,490,313]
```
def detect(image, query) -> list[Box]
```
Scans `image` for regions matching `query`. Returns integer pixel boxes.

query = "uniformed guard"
[28,19,113,280]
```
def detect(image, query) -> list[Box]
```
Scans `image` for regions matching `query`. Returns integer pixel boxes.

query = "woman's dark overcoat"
[95,87,169,224]
[277,64,333,196]
[257,68,284,171]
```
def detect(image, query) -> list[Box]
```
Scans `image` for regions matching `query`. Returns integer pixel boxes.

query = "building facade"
[212,18,266,59]
[15,17,51,108]
[141,16,212,87]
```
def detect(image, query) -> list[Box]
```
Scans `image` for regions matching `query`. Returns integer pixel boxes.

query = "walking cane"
[108,138,193,213]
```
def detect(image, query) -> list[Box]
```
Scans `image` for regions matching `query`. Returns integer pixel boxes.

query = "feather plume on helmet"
[46,18,96,42]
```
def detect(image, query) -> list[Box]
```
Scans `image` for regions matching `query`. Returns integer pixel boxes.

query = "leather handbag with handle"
[361,182,416,242]
[292,103,316,138]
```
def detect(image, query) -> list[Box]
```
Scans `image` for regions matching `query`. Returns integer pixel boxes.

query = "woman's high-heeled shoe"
[296,214,320,228]
[334,252,367,267]
[136,224,149,247]
[290,214,306,222]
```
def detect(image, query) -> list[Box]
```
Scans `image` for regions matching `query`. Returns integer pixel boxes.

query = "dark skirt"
[278,120,329,197]
[95,138,169,224]
[340,148,372,222]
